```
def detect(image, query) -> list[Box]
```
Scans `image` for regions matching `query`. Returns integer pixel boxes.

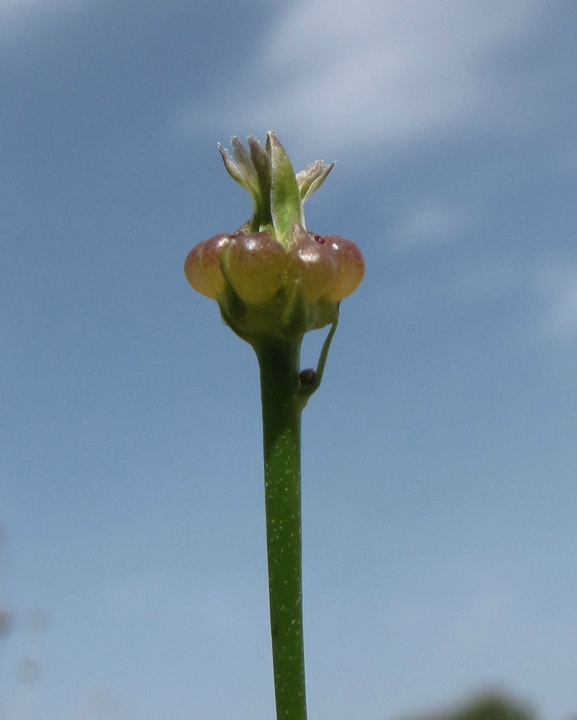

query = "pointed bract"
[248,136,273,228]
[268,132,304,246]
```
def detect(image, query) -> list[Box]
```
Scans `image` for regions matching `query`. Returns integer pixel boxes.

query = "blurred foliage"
[409,692,535,720]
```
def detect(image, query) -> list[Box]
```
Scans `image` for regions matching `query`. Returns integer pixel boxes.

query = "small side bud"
[299,368,316,385]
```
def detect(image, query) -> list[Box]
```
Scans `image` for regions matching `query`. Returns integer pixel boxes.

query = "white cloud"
[182,0,550,157]
[102,576,259,643]
[377,254,577,348]
[69,688,139,720]
[0,0,83,36]
[537,262,577,341]
[391,199,468,248]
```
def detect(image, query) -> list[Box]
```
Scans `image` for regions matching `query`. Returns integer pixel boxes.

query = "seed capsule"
[184,134,365,340]
[286,229,338,302]
[323,235,365,301]
[184,233,232,299]
[222,232,286,304]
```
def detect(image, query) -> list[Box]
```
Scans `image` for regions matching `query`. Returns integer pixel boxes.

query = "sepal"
[268,132,304,246]
[296,160,335,202]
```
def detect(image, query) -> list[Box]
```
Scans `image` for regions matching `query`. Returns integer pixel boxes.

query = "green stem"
[254,338,308,720]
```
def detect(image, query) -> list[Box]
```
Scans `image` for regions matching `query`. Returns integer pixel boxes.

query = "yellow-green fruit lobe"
[223,232,286,304]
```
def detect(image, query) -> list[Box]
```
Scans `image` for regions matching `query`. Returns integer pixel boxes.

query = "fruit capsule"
[286,230,338,302]
[222,232,286,304]
[323,235,365,301]
[184,233,232,299]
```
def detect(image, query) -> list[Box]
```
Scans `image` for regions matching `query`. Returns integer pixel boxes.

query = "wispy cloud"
[181,0,550,157]
[0,0,83,37]
[380,254,577,346]
[391,198,471,249]
[69,688,139,720]
[389,580,518,659]
[102,575,260,644]
[536,261,577,341]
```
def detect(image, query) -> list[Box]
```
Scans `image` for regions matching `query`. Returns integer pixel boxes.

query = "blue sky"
[1,0,576,718]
